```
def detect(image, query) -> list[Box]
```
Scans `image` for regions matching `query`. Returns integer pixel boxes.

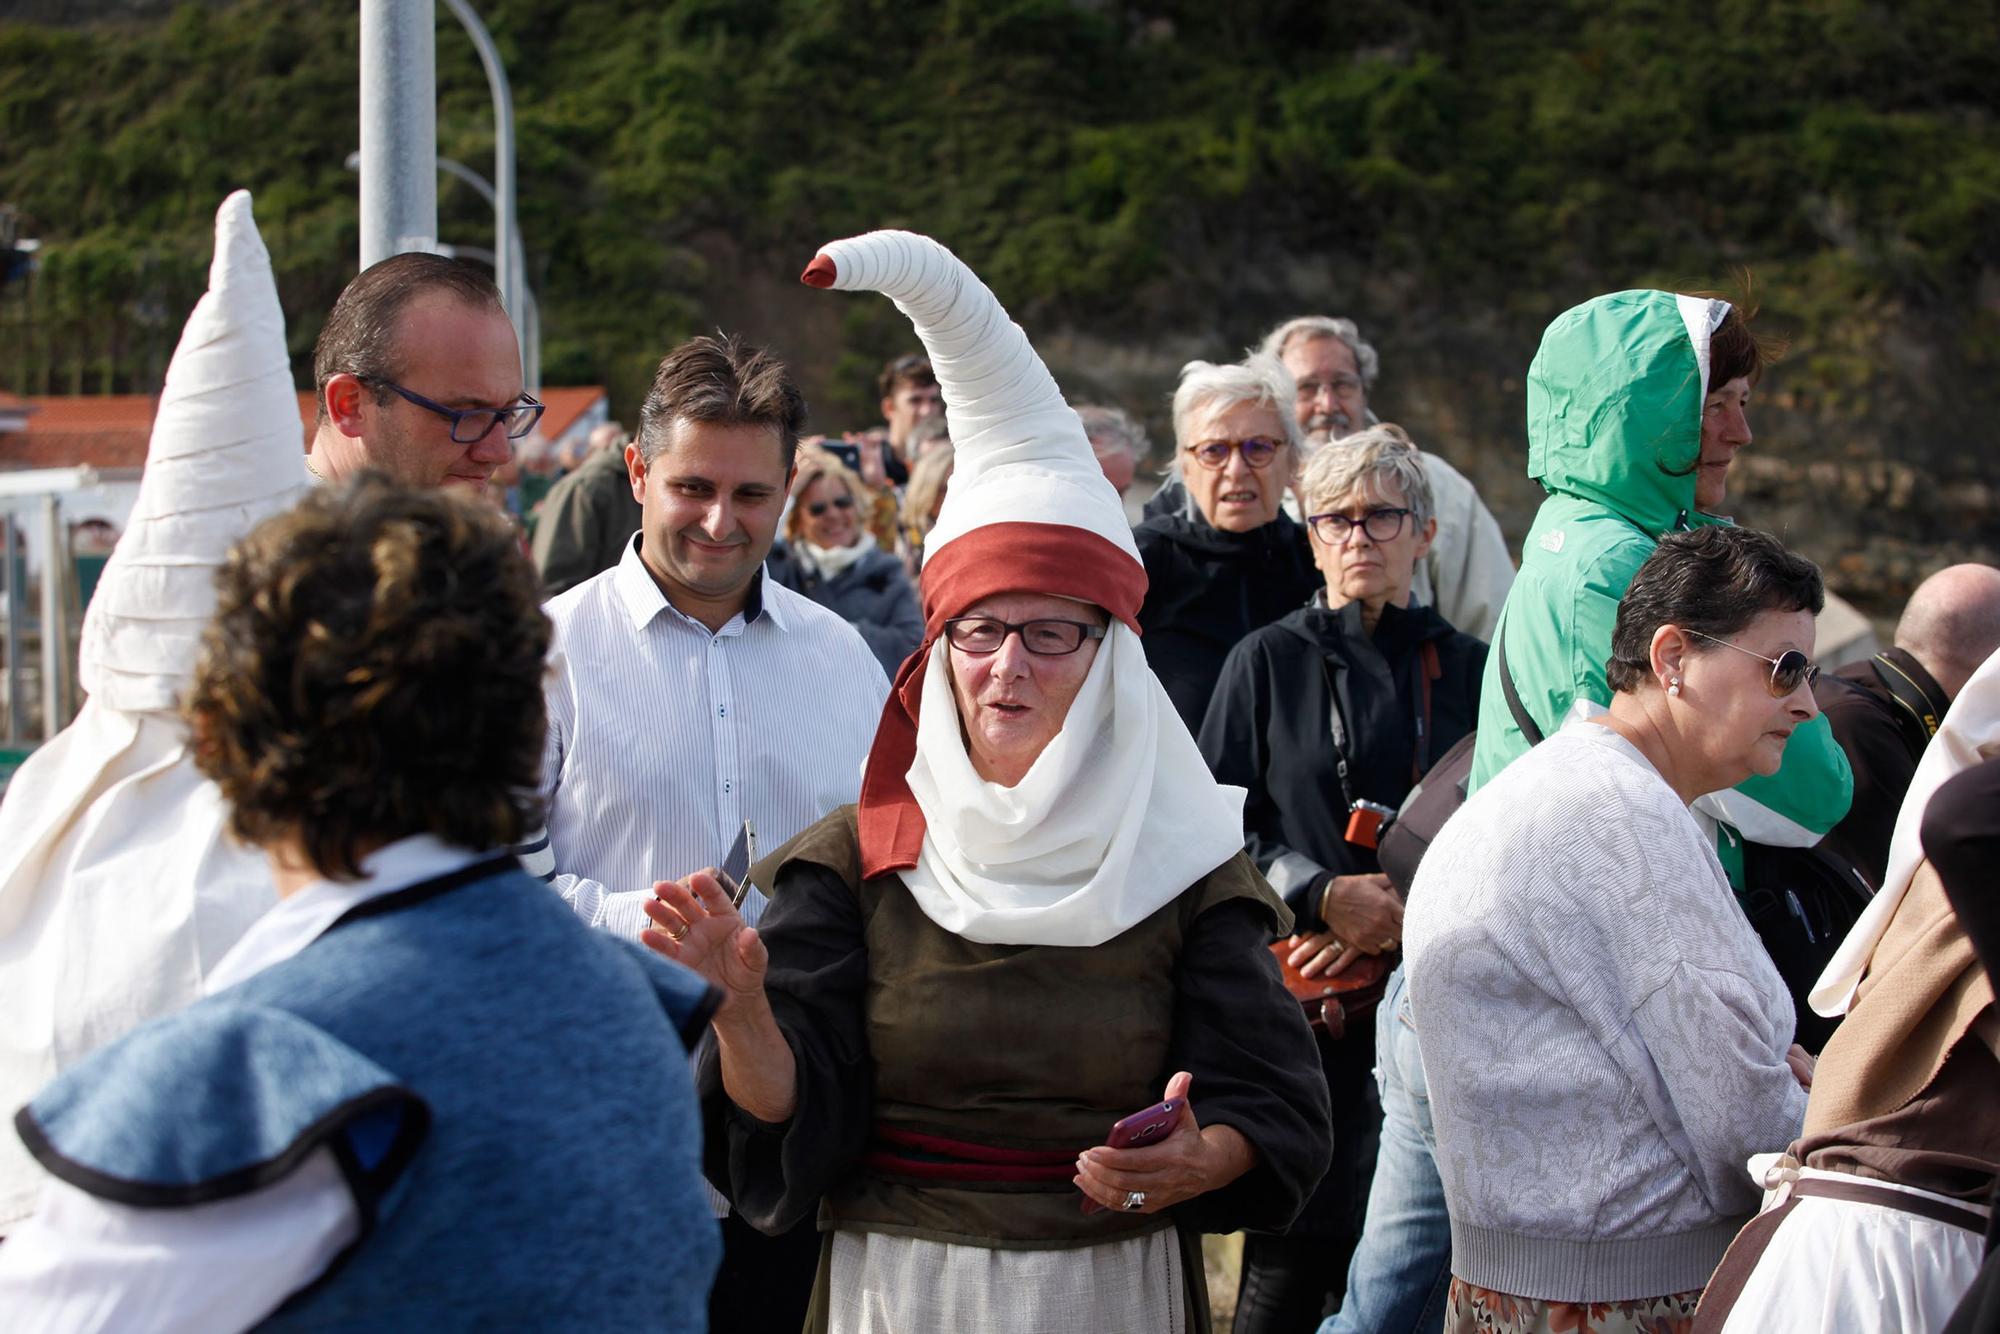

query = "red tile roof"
[0,387,607,472]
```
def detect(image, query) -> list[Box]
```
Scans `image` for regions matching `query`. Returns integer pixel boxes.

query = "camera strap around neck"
[1319,639,1442,805]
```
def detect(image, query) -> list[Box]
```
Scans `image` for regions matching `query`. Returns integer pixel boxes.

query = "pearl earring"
[1668,678,1681,698]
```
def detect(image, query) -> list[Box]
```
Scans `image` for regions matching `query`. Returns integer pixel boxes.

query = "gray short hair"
[1075,404,1148,461]
[1171,354,1303,476]
[1259,316,1381,389]
[1300,424,1434,528]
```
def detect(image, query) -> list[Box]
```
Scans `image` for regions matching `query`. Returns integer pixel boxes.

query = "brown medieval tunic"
[701,807,1333,1332]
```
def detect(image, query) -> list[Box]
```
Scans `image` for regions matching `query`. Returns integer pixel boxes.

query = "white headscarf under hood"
[0,191,308,1227]
[801,231,1244,947]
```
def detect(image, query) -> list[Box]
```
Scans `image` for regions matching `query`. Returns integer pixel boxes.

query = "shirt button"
[719,706,726,717]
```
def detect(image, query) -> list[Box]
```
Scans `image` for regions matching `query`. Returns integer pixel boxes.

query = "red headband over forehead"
[855,521,1147,878]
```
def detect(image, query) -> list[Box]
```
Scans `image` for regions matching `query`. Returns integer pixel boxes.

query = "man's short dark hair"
[876,353,936,401]
[1606,526,1825,692]
[186,473,550,880]
[636,334,807,468]
[311,252,507,427]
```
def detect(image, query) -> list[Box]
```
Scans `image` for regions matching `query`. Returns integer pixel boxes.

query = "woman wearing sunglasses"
[1404,525,1823,1334]
[769,449,923,674]
[653,231,1330,1333]
[1132,355,1322,731]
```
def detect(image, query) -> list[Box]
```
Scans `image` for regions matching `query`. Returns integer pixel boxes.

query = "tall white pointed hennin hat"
[0,191,306,1228]
[802,232,1150,876]
[79,188,310,713]
[802,232,1244,949]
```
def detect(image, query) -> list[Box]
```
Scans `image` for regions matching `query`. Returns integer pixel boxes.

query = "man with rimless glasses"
[306,252,539,490]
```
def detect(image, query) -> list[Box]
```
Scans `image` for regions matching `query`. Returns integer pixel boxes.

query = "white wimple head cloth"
[802,231,1244,946]
[79,189,309,711]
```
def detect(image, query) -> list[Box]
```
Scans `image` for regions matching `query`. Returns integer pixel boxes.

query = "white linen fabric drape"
[826,1228,1184,1334]
[900,622,1246,948]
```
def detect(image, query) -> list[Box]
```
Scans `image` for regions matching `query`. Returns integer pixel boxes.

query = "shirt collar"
[611,534,788,634]
[202,834,487,996]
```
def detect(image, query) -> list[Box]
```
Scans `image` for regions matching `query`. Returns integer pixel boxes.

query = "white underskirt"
[827,1227,1185,1334]
[1718,1168,1988,1333]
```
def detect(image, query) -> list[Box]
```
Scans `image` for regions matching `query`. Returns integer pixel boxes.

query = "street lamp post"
[442,0,520,354]
[358,0,437,266]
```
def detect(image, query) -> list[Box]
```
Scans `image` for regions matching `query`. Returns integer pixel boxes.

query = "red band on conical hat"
[856,521,1146,878]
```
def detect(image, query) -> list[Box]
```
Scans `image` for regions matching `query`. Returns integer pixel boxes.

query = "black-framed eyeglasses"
[806,495,856,517]
[942,617,1108,656]
[1183,436,1283,470]
[369,378,545,444]
[1684,629,1820,697]
[1305,507,1411,544]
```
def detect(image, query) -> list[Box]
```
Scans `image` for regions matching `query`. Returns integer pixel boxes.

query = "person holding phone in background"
[647,230,1331,1333]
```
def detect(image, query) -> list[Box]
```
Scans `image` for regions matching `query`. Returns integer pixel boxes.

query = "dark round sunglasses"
[1685,629,1820,697]
[1183,436,1283,470]
[806,495,856,517]
[942,617,1107,656]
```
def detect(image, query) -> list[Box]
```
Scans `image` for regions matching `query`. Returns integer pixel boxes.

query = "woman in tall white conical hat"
[651,231,1330,1332]
[0,191,308,1230]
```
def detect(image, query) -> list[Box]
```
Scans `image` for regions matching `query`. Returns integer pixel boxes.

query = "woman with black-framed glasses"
[1199,425,1488,1334]
[1133,355,1322,732]
[1405,525,1825,1333]
[767,449,922,674]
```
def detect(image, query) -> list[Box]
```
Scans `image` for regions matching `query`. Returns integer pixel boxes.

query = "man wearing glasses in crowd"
[306,252,540,489]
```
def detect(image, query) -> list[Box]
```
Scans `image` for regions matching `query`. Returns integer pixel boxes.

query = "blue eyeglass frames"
[369,379,546,444]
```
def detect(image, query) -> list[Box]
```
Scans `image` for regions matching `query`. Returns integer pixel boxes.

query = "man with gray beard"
[1261,316,1515,641]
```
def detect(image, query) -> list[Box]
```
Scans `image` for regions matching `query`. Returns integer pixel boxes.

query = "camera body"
[1344,799,1398,850]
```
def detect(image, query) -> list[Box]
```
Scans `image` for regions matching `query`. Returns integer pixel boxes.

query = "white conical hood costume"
[802,231,1244,947]
[0,191,308,1226]
[1811,644,2000,1017]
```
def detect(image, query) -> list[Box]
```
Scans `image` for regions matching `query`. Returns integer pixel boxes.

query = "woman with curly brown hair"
[0,476,722,1332]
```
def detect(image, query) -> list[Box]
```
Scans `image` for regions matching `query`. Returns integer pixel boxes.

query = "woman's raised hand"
[642,871,768,1014]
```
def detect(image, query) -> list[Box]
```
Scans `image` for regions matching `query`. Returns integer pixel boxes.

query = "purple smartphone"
[1079,1096,1184,1214]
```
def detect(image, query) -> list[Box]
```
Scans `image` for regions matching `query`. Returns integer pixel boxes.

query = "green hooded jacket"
[1468,290,1851,851]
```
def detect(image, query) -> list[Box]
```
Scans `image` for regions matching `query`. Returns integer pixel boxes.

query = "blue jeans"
[1319,964,1451,1334]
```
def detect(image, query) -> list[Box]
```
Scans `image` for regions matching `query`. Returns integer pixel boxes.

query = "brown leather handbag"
[1268,944,1395,1041]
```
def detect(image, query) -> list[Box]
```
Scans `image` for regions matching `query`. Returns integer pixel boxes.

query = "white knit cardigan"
[1403,719,1807,1303]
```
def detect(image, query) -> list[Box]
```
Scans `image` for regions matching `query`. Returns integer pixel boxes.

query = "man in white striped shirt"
[521,335,887,1334]
[528,334,888,937]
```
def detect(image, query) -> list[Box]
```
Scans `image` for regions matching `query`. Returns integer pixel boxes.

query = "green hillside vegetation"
[3,0,1997,603]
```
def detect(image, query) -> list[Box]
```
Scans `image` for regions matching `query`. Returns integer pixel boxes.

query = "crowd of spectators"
[2,204,1999,1334]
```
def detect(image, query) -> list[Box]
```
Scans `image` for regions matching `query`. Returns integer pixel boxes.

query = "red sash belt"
[861,1124,1081,1185]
